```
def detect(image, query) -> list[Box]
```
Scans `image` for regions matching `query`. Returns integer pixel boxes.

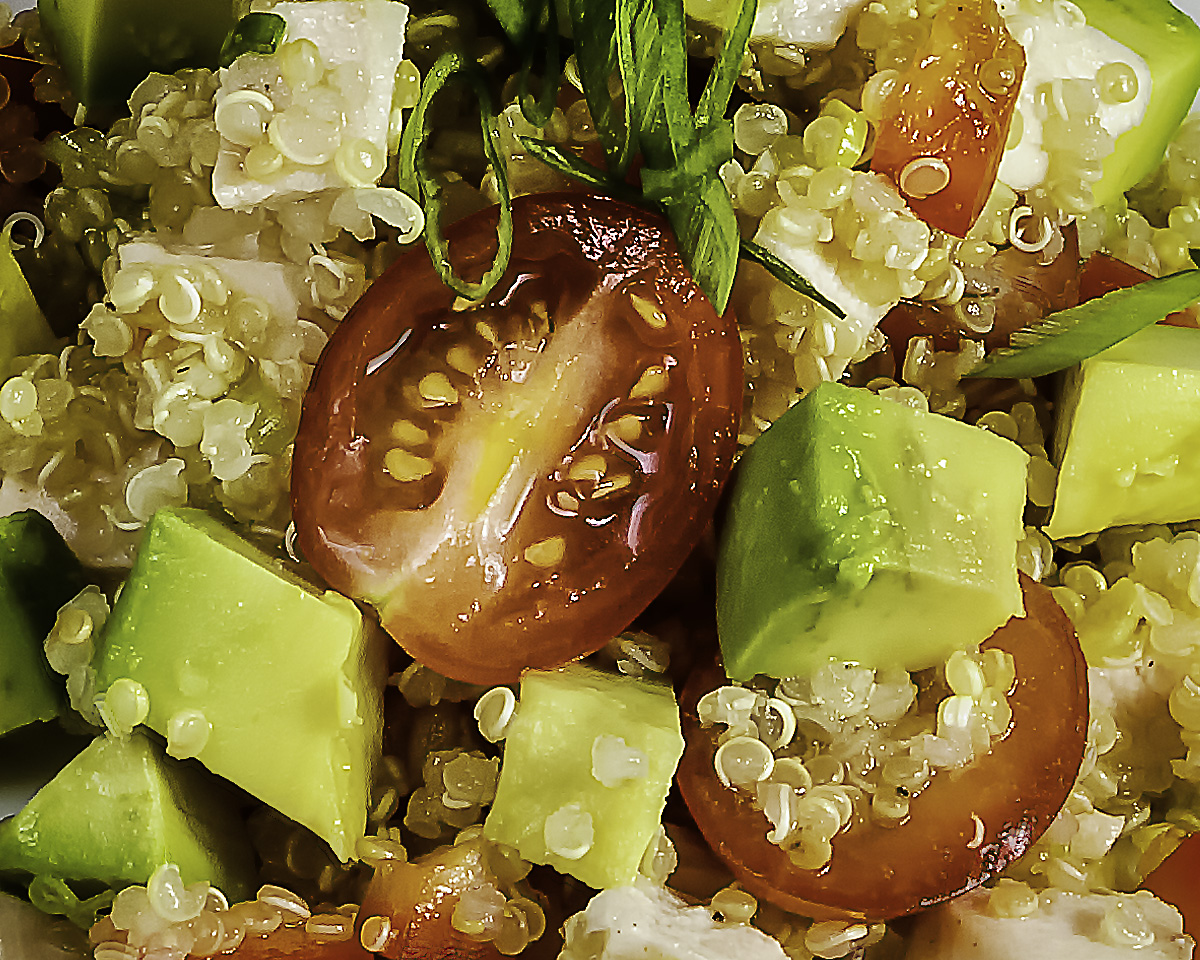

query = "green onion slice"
[967,267,1200,379]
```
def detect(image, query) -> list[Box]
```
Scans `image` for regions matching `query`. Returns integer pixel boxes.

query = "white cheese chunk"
[904,887,1193,960]
[559,882,789,960]
[996,0,1151,193]
[212,0,409,210]
[685,0,869,50]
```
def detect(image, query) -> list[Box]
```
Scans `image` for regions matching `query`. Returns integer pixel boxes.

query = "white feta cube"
[686,0,869,50]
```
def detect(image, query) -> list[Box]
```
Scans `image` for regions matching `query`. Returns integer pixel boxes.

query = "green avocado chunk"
[483,665,684,890]
[0,512,84,739]
[1047,324,1200,539]
[717,382,1029,681]
[94,508,385,862]
[1075,0,1200,206]
[36,0,236,110]
[0,731,253,897]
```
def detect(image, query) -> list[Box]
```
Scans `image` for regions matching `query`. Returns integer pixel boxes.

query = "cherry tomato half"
[1078,253,1198,328]
[1144,830,1200,940]
[677,575,1088,921]
[292,194,742,685]
[871,0,1025,237]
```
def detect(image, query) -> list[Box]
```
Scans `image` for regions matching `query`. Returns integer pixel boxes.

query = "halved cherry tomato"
[871,0,1025,237]
[677,575,1088,921]
[292,194,741,685]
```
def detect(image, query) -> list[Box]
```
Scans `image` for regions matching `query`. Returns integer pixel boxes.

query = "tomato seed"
[390,419,429,446]
[629,293,669,330]
[384,448,433,482]
[418,372,459,405]
[446,345,477,375]
[609,414,642,442]
[630,365,668,399]
[523,536,565,567]
[567,454,607,483]
[592,474,632,498]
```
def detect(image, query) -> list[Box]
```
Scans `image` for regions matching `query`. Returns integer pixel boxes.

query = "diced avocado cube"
[483,665,684,890]
[94,508,385,861]
[1046,324,1200,539]
[1,229,57,376]
[718,382,1028,681]
[1074,0,1200,206]
[37,0,236,110]
[0,512,84,738]
[0,731,253,896]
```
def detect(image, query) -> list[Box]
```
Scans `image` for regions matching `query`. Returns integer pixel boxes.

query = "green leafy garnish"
[219,12,286,68]
[398,51,513,302]
[740,240,847,319]
[968,267,1200,379]
[568,0,637,176]
[482,0,541,42]
[517,137,644,204]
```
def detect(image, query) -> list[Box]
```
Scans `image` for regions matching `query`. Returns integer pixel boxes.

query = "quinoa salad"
[3,0,1200,958]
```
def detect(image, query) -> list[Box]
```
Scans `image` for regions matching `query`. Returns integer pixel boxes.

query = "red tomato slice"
[292,193,742,685]
[1144,830,1200,939]
[871,0,1025,237]
[677,575,1088,921]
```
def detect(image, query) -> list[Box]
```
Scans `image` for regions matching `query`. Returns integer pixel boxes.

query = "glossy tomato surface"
[677,575,1088,921]
[292,194,742,685]
[871,0,1025,237]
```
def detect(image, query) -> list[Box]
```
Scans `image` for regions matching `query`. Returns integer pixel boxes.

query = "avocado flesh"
[717,382,1028,681]
[0,731,253,897]
[483,665,684,890]
[1075,0,1200,206]
[0,512,84,738]
[94,508,385,862]
[36,0,236,111]
[0,233,57,381]
[1047,324,1200,539]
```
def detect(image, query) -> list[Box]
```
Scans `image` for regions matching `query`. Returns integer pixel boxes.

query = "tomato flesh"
[677,575,1088,921]
[1078,253,1198,328]
[871,0,1025,237]
[292,194,742,685]
[1144,831,1200,939]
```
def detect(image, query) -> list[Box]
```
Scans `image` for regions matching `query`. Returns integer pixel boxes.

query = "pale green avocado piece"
[0,229,57,378]
[0,731,252,896]
[1075,0,1200,206]
[483,665,684,890]
[0,512,84,739]
[94,508,385,862]
[1046,324,1200,539]
[717,382,1028,681]
[36,0,236,110]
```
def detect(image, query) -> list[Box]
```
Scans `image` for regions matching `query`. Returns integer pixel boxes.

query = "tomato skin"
[871,0,1025,237]
[1144,831,1200,939]
[879,223,1081,364]
[1078,253,1198,328]
[677,575,1088,921]
[292,193,742,685]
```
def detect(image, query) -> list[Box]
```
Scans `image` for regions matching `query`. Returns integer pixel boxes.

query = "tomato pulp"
[677,575,1088,921]
[292,194,742,685]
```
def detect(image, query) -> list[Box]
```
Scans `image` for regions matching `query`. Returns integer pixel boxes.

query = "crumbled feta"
[212,0,409,210]
[685,0,869,50]
[995,0,1151,193]
[559,882,788,960]
[904,887,1193,960]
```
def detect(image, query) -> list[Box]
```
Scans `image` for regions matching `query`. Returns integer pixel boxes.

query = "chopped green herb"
[567,0,637,175]
[218,12,286,68]
[967,267,1200,379]
[517,137,644,204]
[483,0,540,42]
[398,51,514,302]
[739,240,847,319]
[517,1,562,127]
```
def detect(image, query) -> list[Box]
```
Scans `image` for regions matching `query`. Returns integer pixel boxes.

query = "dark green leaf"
[517,137,646,204]
[968,268,1200,378]
[567,0,636,174]
[483,0,538,42]
[640,123,734,202]
[661,174,741,313]
[219,12,286,67]
[398,51,513,301]
[695,0,758,130]
[739,240,847,319]
[517,0,561,126]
